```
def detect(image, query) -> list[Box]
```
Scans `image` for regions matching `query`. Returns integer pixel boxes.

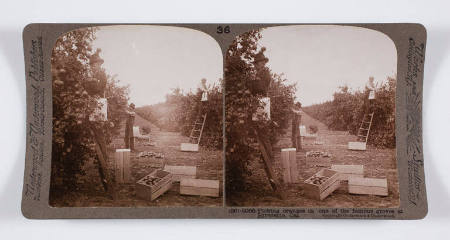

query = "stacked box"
[348,141,366,151]
[331,165,364,181]
[348,177,388,196]
[281,148,298,183]
[115,149,131,183]
[180,143,199,152]
[180,178,220,197]
[163,165,197,182]
[303,169,340,200]
[331,164,364,191]
[136,169,173,201]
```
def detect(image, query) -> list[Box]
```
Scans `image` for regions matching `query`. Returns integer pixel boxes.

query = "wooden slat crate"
[180,143,199,152]
[281,148,298,183]
[163,165,197,182]
[331,165,364,181]
[348,141,366,151]
[115,149,131,183]
[331,164,364,191]
[303,169,340,200]
[136,169,173,201]
[180,178,220,197]
[348,177,388,196]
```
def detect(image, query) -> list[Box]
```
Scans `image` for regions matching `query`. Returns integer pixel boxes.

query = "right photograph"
[225,25,399,207]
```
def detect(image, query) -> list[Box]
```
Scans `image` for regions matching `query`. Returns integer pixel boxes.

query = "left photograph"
[50,25,224,207]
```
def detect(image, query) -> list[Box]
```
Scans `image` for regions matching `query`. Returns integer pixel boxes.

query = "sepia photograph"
[50,25,224,207]
[225,25,399,207]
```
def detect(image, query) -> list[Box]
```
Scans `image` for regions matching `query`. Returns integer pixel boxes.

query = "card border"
[21,23,427,219]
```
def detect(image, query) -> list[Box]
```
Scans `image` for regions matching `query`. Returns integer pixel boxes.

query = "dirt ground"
[227,112,399,208]
[52,114,223,207]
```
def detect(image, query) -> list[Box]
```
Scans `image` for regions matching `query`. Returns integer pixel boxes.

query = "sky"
[259,25,397,106]
[92,25,223,107]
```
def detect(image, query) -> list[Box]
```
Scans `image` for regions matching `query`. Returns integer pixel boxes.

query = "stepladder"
[356,112,374,143]
[348,112,374,151]
[189,113,207,144]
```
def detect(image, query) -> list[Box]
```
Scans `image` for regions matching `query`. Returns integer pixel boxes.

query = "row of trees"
[135,82,223,149]
[225,30,296,196]
[303,77,396,148]
[51,27,129,199]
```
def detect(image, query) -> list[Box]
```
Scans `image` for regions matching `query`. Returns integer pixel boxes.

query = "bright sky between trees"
[93,25,223,107]
[259,25,397,106]
[93,25,396,107]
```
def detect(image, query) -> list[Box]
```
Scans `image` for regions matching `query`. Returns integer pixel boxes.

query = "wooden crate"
[281,148,298,183]
[303,169,340,200]
[133,126,151,141]
[331,165,364,191]
[115,149,131,183]
[348,141,366,151]
[180,143,199,152]
[136,170,173,201]
[163,165,196,182]
[180,178,220,197]
[331,165,364,181]
[348,177,388,196]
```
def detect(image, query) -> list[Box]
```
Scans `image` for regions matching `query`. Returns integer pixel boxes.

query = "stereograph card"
[21,23,427,219]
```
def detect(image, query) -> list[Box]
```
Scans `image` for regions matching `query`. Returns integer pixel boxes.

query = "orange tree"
[303,77,396,148]
[179,82,223,149]
[136,82,224,149]
[225,30,296,195]
[51,27,128,198]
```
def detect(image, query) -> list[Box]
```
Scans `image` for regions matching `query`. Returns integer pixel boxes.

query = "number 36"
[217,26,230,34]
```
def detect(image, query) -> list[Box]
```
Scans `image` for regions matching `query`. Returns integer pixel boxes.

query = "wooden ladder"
[356,112,374,143]
[189,113,207,144]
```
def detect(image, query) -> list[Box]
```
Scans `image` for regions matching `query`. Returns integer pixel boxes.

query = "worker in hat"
[124,103,136,150]
[292,102,303,151]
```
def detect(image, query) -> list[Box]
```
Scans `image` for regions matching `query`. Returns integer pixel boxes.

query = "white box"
[348,141,366,151]
[348,177,388,196]
[180,143,199,152]
[163,165,197,182]
[180,178,220,197]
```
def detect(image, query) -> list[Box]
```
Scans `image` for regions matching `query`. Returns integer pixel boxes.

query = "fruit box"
[331,164,364,191]
[163,165,197,182]
[303,169,340,200]
[180,178,220,197]
[331,165,364,181]
[348,141,366,151]
[180,143,199,152]
[115,149,131,184]
[281,148,299,184]
[136,169,173,201]
[348,177,388,196]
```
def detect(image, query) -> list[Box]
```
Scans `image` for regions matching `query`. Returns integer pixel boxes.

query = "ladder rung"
[357,135,367,138]
[359,128,369,131]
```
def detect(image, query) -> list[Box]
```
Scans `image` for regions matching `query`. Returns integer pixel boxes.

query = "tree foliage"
[303,77,396,148]
[135,81,223,149]
[51,27,129,198]
[225,30,296,194]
